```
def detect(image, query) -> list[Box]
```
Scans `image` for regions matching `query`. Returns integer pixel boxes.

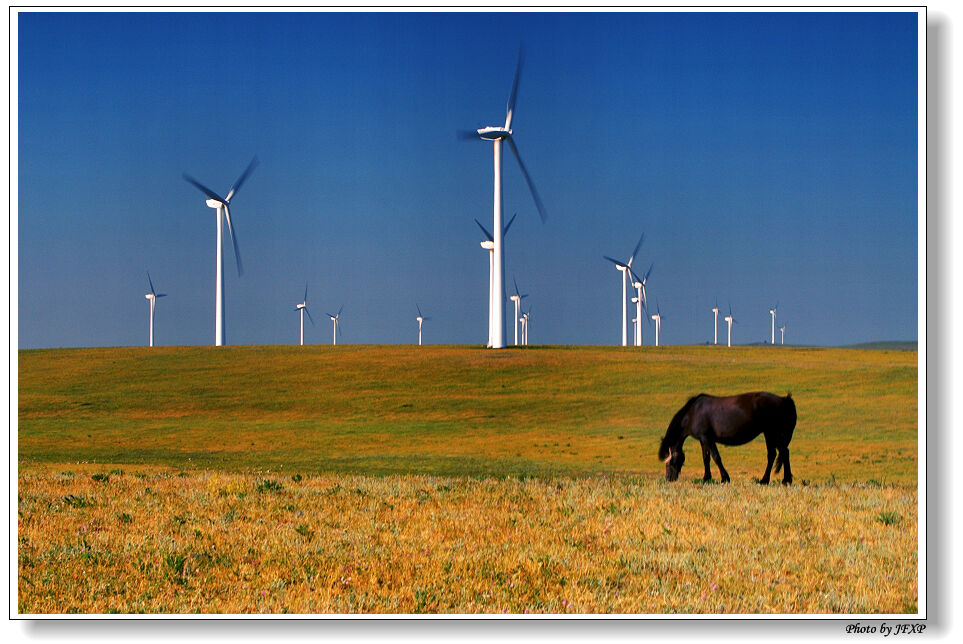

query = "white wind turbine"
[780,323,787,345]
[769,302,779,345]
[650,301,663,347]
[604,233,645,346]
[629,262,653,347]
[144,272,166,347]
[416,304,431,346]
[294,283,314,346]
[460,47,548,349]
[711,298,720,345]
[509,276,529,346]
[475,214,516,348]
[183,156,258,346]
[724,302,737,348]
[326,305,343,346]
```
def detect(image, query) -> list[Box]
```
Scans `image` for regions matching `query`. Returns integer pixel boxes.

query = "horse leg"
[759,436,777,485]
[707,443,730,483]
[701,442,712,482]
[779,446,793,485]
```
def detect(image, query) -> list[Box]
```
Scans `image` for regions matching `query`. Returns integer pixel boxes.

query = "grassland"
[17,344,919,614]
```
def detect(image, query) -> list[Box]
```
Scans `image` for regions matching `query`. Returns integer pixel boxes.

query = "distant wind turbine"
[476,214,516,348]
[604,233,645,346]
[416,304,431,346]
[326,305,343,346]
[780,323,787,345]
[460,46,548,349]
[629,263,653,347]
[769,302,779,345]
[509,276,529,346]
[711,299,720,345]
[650,301,663,347]
[294,283,314,346]
[144,272,166,347]
[183,156,258,346]
[724,302,737,348]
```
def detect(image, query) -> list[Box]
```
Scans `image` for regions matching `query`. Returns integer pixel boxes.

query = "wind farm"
[16,10,922,619]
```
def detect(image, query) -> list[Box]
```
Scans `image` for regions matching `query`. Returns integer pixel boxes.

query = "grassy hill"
[17,344,918,484]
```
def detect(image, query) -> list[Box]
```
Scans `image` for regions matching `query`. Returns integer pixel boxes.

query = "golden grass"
[18,465,917,615]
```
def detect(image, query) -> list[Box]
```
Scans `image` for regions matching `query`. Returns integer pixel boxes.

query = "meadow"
[17,344,919,614]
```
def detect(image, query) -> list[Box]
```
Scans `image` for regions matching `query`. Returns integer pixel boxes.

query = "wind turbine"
[460,47,548,349]
[294,283,314,346]
[475,213,516,348]
[711,299,720,345]
[769,302,779,345]
[724,302,737,348]
[780,323,787,345]
[183,156,258,346]
[416,304,431,346]
[629,262,653,347]
[650,301,663,347]
[604,233,645,346]
[521,305,532,345]
[326,305,343,346]
[508,276,529,346]
[144,272,166,347]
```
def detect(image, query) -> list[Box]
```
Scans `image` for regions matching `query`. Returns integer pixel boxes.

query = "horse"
[657,392,796,485]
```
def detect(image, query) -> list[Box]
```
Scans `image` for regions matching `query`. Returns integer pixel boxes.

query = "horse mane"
[658,394,707,461]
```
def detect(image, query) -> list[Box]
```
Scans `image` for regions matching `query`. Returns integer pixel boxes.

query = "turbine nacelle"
[477,126,512,141]
[205,198,222,209]
[480,240,495,251]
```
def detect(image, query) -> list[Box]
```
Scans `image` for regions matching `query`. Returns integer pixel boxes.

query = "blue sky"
[16,10,919,348]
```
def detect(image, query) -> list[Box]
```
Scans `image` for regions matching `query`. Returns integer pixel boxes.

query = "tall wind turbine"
[416,304,431,346]
[604,233,645,346]
[460,47,548,349]
[475,213,516,348]
[780,323,787,345]
[183,156,258,346]
[629,262,653,347]
[509,277,529,346]
[711,299,720,345]
[650,301,663,347]
[724,302,737,348]
[144,272,166,347]
[294,283,314,346]
[769,302,779,345]
[327,305,343,346]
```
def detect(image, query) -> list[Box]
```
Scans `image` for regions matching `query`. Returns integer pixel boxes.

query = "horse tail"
[659,394,704,461]
[774,393,797,474]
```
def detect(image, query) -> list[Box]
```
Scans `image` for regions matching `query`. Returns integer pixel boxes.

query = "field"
[17,345,919,614]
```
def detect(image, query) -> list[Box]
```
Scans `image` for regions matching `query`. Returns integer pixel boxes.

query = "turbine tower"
[604,233,645,346]
[294,283,314,346]
[509,277,528,346]
[144,272,166,347]
[711,299,720,345]
[475,214,516,348]
[416,304,431,346]
[629,263,653,347]
[460,47,548,349]
[327,305,343,346]
[183,156,258,346]
[769,302,779,345]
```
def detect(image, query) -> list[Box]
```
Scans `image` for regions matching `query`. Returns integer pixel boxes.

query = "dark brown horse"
[658,392,796,484]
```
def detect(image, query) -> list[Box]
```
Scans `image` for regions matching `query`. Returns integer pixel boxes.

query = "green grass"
[18,344,918,484]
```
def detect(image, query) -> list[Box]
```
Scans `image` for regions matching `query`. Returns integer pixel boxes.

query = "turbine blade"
[457,129,482,141]
[225,155,259,202]
[474,218,494,241]
[603,256,627,268]
[183,174,225,203]
[304,282,309,303]
[629,233,645,266]
[417,304,423,318]
[305,307,315,326]
[222,205,243,277]
[506,138,547,223]
[147,271,156,295]
[505,45,523,130]
[156,293,167,298]
[338,304,344,318]
[503,212,517,237]
[513,276,520,297]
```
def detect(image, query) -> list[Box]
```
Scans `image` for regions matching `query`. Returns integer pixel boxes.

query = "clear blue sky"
[17,10,919,348]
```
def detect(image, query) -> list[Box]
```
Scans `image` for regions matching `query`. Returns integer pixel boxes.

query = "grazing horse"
[658,392,796,484]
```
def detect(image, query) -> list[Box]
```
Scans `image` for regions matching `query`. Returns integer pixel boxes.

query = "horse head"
[664,447,685,481]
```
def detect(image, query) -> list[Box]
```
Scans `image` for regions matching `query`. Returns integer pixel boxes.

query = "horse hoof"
[758,478,770,485]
